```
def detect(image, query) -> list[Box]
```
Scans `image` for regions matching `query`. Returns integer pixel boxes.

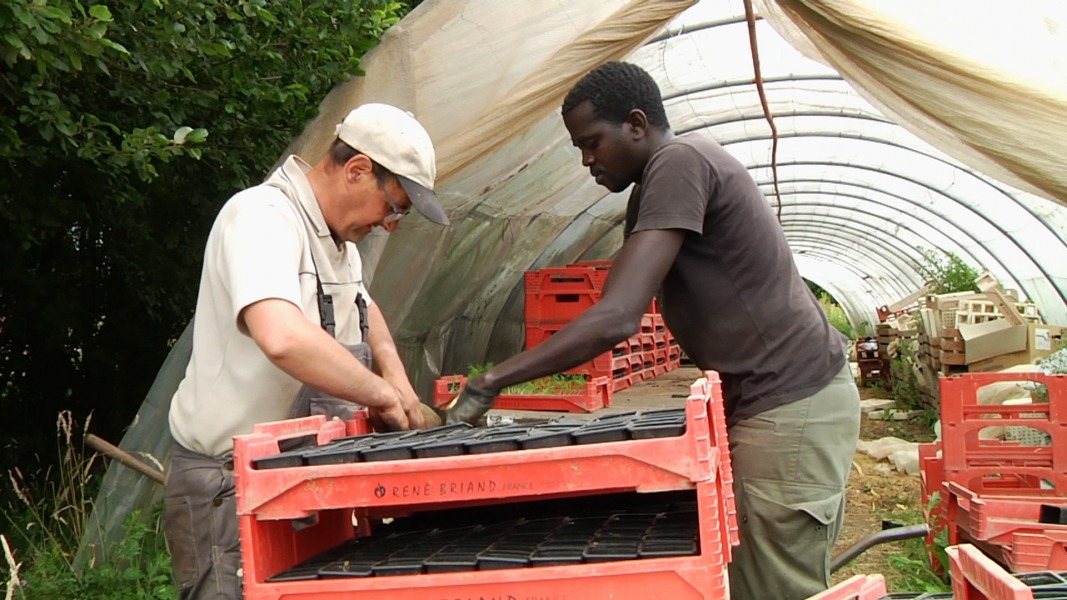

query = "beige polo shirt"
[169,156,370,457]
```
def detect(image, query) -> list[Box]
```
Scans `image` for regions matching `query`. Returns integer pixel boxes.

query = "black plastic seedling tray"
[252,409,688,470]
[263,490,702,582]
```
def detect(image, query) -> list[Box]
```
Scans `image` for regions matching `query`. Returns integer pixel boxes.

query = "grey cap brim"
[398,176,449,225]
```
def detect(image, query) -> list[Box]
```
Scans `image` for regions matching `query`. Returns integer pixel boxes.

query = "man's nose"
[382,219,400,233]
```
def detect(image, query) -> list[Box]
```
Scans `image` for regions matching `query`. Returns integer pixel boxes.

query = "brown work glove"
[444,382,498,426]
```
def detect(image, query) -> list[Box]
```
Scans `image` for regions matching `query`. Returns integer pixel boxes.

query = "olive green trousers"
[727,363,860,600]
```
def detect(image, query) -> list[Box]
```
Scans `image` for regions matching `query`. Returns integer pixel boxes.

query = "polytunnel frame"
[786,236,907,310]
[775,183,990,268]
[730,127,1067,256]
[642,16,1067,317]
[787,238,895,308]
[782,223,920,287]
[783,215,926,274]
[756,158,1065,308]
[789,241,889,301]
[782,201,946,277]
[689,118,1062,299]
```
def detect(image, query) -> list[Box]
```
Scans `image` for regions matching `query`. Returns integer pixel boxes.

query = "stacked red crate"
[920,372,1067,573]
[232,372,737,600]
[806,574,887,600]
[524,260,680,395]
[947,543,1041,600]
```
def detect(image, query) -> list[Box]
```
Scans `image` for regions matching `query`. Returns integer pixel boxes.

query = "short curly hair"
[562,61,670,129]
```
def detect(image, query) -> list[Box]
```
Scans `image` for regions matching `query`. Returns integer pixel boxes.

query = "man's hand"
[444,383,498,425]
[367,392,410,432]
[382,373,426,430]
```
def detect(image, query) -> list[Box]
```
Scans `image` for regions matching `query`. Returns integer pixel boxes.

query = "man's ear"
[343,153,374,183]
[625,109,649,140]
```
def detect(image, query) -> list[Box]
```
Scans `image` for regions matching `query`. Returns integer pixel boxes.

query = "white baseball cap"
[334,103,448,225]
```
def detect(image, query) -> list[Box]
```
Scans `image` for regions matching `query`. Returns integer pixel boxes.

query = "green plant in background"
[8,509,172,600]
[451,365,588,395]
[818,293,855,340]
[890,354,923,412]
[1,412,173,598]
[917,248,981,294]
[879,493,951,594]
[805,281,856,340]
[1032,344,1067,403]
[503,373,588,395]
[855,320,875,338]
[0,0,412,494]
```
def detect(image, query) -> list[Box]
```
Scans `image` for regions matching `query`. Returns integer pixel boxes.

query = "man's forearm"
[243,298,396,409]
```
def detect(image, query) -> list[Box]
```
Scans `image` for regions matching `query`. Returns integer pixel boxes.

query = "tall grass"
[1,411,173,599]
[818,293,855,339]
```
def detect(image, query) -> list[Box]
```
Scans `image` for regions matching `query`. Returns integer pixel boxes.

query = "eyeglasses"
[381,183,411,224]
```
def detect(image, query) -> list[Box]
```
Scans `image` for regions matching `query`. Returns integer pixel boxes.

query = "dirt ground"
[831,386,932,587]
[493,366,934,589]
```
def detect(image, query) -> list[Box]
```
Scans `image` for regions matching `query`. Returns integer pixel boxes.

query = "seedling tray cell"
[571,423,630,444]
[317,558,376,578]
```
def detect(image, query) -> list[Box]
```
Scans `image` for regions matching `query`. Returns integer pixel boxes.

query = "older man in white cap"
[165,103,447,600]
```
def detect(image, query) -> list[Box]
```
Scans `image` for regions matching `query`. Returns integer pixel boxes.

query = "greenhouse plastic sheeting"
[84,0,1067,560]
[292,0,1067,395]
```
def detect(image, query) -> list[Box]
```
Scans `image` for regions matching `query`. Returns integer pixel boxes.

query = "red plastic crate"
[943,481,1067,572]
[939,373,1067,495]
[524,268,608,325]
[525,326,634,383]
[947,544,1037,600]
[644,331,669,351]
[919,441,949,573]
[696,372,739,557]
[925,373,1067,574]
[232,372,737,599]
[805,574,887,599]
[560,261,659,314]
[432,374,611,413]
[610,372,638,393]
[946,481,1067,544]
[640,312,668,334]
[1007,530,1067,573]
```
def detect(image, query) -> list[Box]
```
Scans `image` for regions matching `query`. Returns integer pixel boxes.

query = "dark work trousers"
[164,442,242,600]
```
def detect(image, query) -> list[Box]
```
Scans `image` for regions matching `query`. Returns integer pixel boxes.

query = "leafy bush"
[0,0,410,485]
[7,509,172,600]
[917,248,980,294]
[890,352,923,412]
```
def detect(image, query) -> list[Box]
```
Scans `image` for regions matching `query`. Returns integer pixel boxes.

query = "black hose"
[830,523,931,573]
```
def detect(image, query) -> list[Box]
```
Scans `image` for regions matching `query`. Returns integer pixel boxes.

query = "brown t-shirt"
[626,134,846,424]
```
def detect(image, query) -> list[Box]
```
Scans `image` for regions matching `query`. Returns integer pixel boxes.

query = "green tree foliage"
[806,280,855,339]
[0,0,408,477]
[917,247,980,294]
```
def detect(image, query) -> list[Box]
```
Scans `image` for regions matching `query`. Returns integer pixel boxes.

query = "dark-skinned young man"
[446,62,860,600]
